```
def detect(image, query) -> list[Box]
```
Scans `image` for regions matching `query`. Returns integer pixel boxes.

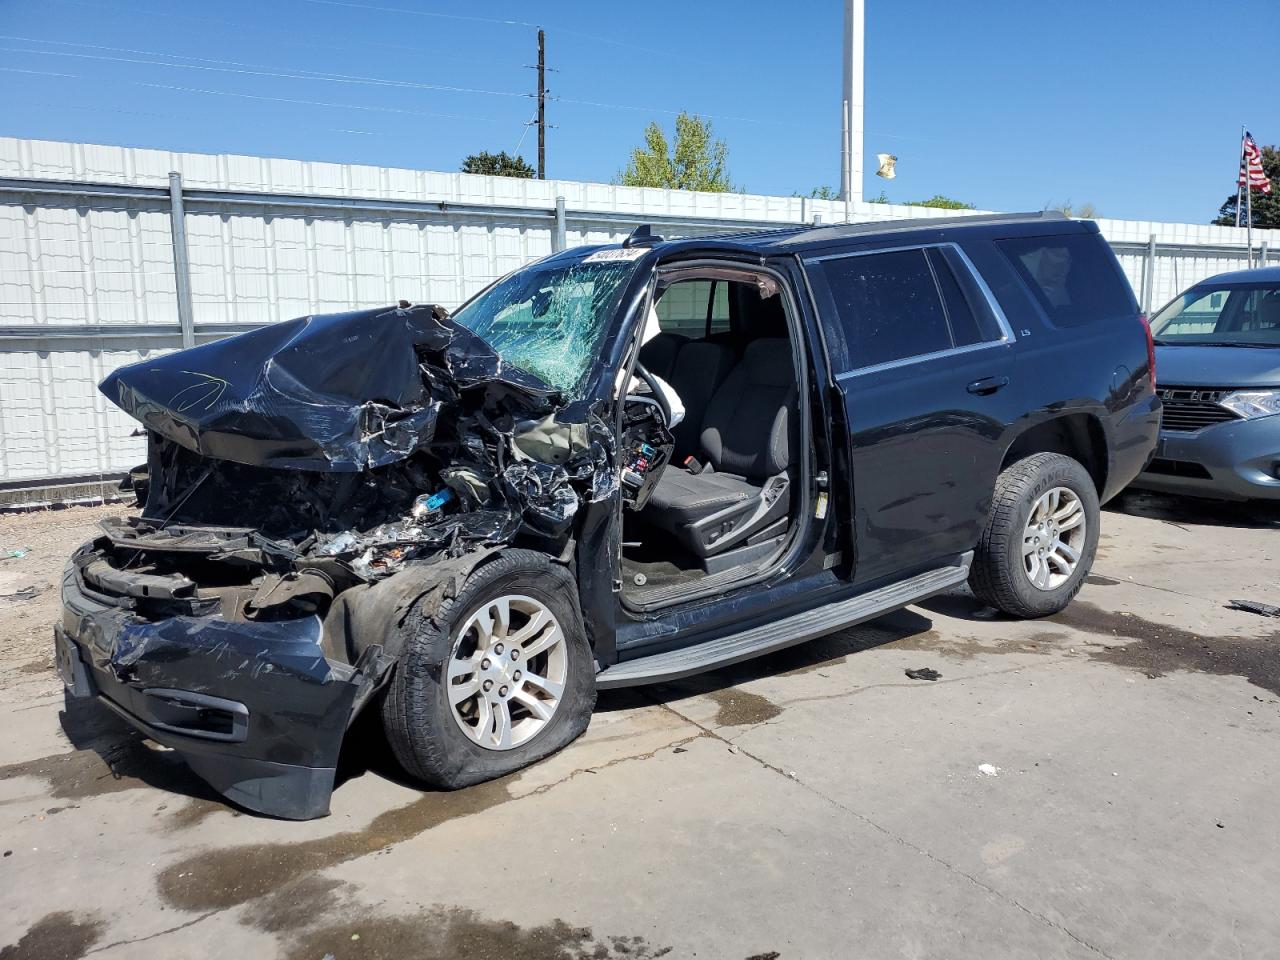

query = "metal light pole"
[840,0,865,205]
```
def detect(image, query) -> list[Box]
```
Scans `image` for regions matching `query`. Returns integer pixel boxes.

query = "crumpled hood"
[99,304,558,471]
[1156,344,1280,388]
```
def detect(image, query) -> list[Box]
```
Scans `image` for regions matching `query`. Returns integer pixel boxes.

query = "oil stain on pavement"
[281,907,672,960]
[156,776,515,912]
[1052,601,1280,696]
[705,687,782,726]
[0,911,103,960]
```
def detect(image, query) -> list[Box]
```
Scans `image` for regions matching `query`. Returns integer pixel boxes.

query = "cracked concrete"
[2,489,1279,959]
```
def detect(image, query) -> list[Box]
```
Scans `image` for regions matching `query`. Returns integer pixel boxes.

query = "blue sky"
[1,0,1275,223]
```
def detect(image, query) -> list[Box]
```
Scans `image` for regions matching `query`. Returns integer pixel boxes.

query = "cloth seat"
[644,337,797,557]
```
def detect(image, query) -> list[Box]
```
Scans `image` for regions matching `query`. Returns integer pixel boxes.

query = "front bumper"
[56,557,382,819]
[1130,416,1280,501]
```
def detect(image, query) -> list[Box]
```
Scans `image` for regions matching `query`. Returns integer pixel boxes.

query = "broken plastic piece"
[411,488,455,522]
[905,667,941,681]
[1226,599,1280,618]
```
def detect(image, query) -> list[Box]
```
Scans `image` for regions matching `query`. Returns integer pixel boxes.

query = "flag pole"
[1244,126,1254,267]
[1236,125,1245,228]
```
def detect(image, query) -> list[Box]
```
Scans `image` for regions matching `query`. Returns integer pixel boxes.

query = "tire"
[382,549,596,789]
[969,453,1100,618]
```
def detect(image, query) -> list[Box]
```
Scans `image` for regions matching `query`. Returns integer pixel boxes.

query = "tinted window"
[656,280,729,338]
[708,281,731,335]
[998,233,1134,328]
[819,247,997,369]
[929,249,985,347]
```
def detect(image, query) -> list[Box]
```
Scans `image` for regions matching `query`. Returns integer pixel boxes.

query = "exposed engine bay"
[85,301,671,630]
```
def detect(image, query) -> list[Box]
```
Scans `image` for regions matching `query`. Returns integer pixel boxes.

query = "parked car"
[1130,266,1280,500]
[56,211,1158,819]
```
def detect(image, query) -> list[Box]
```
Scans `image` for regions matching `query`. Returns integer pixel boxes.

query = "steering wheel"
[630,361,673,428]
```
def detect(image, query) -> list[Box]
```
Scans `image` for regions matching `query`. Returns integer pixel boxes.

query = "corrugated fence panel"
[1,136,1278,486]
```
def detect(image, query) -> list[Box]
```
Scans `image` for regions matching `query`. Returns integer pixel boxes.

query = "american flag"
[1238,131,1272,194]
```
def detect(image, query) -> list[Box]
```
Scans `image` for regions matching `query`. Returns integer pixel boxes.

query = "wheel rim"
[1022,486,1087,591]
[446,594,567,752]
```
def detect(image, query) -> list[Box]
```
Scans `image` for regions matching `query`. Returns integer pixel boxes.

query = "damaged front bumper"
[56,547,386,820]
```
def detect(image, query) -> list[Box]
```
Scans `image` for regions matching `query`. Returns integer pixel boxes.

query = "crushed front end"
[55,280,655,818]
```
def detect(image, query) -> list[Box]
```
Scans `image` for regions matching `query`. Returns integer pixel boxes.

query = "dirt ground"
[1,492,1278,960]
[0,504,121,683]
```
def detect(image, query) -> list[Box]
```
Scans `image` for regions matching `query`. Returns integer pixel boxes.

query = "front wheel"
[382,549,596,789]
[969,453,1100,618]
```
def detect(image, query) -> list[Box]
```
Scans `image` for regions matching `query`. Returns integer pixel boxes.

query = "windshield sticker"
[584,247,647,263]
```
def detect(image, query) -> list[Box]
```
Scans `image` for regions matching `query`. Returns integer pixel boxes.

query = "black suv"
[56,212,1159,818]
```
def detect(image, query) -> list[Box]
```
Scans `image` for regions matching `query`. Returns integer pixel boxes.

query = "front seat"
[642,338,797,560]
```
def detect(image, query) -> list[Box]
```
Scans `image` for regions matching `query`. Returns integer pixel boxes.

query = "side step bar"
[596,552,972,690]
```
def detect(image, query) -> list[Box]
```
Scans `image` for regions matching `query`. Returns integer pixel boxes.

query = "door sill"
[597,552,972,689]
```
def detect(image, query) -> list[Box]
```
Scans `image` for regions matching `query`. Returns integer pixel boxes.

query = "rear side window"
[817,247,1000,370]
[655,279,730,337]
[998,233,1134,328]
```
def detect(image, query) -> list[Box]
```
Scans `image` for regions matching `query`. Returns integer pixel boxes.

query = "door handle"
[966,376,1009,396]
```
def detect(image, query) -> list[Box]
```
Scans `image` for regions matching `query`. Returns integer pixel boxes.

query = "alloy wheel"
[446,594,567,751]
[1022,486,1087,591]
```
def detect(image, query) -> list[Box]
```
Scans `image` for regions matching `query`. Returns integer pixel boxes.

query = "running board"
[596,552,972,690]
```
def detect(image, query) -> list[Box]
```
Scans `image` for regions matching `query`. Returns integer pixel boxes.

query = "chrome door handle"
[966,376,1009,396]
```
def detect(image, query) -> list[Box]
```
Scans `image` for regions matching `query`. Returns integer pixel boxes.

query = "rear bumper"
[56,555,381,819]
[1130,417,1280,501]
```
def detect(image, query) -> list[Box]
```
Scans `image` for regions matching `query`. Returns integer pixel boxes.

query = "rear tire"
[969,453,1100,618]
[382,549,596,789]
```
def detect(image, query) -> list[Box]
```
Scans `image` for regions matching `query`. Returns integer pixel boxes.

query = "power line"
[292,0,538,28]
[0,41,531,99]
[41,0,506,65]
[133,81,501,123]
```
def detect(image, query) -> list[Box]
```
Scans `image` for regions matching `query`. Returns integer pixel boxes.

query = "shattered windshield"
[451,255,643,394]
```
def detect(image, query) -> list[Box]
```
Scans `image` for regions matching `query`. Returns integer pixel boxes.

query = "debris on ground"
[905,667,942,681]
[0,586,43,603]
[1,547,31,561]
[978,763,1001,777]
[1226,599,1280,618]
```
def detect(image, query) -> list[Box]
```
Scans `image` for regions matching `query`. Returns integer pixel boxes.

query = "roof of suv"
[628,210,1079,260]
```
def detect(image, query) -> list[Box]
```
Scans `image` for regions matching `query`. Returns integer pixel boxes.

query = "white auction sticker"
[584,247,647,263]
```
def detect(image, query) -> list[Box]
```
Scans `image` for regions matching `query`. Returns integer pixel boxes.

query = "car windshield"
[450,254,643,394]
[1150,282,1280,346]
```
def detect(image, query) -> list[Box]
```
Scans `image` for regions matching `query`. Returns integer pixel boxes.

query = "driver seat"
[642,338,797,559]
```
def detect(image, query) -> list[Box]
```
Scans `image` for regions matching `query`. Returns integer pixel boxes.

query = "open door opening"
[619,264,806,607]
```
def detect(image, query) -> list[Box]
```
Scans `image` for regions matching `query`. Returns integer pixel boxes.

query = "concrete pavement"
[1,491,1277,959]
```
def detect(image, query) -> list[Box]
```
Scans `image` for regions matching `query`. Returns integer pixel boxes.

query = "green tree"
[1046,200,1101,219]
[910,194,976,210]
[619,112,734,192]
[1213,144,1280,227]
[460,151,535,179]
[797,185,838,200]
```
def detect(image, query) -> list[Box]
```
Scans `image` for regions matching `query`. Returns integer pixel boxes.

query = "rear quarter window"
[998,233,1135,329]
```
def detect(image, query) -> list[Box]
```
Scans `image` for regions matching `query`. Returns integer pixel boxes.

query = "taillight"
[1139,314,1156,389]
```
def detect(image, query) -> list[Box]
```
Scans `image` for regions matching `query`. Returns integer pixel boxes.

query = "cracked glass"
[451,257,641,394]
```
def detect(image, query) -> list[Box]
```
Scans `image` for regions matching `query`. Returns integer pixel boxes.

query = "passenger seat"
[638,334,735,456]
[643,338,797,559]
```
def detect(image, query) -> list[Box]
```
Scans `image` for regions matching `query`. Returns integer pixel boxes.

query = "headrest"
[741,339,795,388]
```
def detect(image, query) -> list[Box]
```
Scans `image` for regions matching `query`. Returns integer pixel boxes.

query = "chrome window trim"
[806,241,1017,379]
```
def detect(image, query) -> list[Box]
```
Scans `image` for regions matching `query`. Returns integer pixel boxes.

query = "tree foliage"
[619,113,734,192]
[460,151,535,179]
[911,194,976,210]
[1046,200,1100,219]
[1213,144,1280,228]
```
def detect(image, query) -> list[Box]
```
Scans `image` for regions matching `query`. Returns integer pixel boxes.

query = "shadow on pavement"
[1108,489,1280,529]
[596,607,935,712]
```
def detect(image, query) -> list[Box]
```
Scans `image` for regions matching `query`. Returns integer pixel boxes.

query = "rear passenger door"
[804,243,1020,584]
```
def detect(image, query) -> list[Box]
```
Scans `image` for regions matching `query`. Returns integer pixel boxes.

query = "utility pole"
[840,0,865,204]
[537,28,546,180]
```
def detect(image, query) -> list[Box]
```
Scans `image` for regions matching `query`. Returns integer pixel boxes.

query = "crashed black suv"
[56,212,1158,819]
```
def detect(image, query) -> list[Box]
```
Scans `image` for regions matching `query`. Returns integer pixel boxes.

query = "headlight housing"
[1219,389,1280,420]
